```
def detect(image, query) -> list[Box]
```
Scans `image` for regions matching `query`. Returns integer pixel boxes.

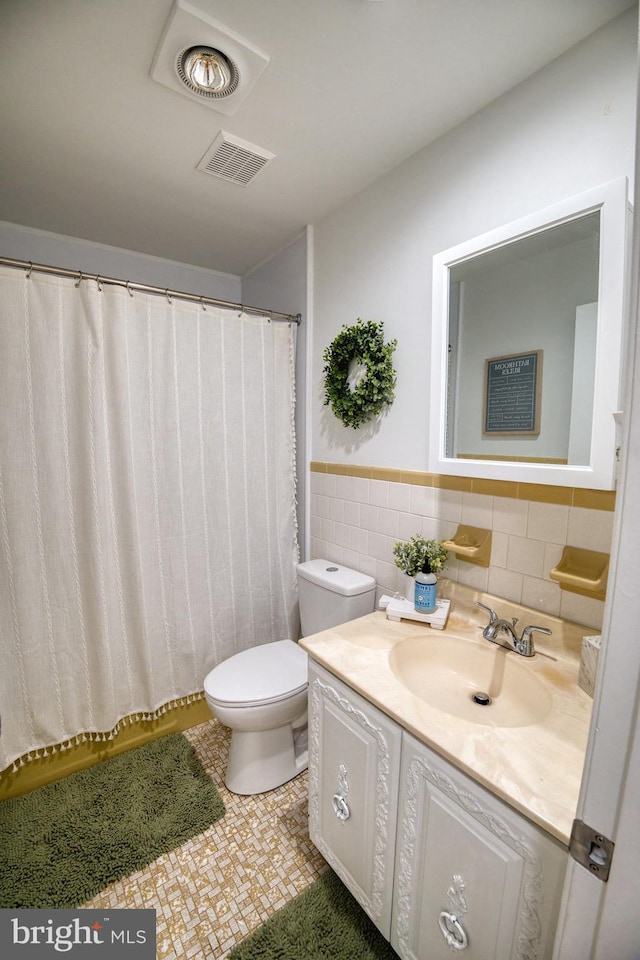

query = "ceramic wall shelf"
[549,546,609,600]
[443,525,492,567]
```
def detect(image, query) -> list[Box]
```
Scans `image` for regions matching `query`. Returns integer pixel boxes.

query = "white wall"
[308,10,635,626]
[0,220,241,302]
[242,232,307,318]
[311,10,637,470]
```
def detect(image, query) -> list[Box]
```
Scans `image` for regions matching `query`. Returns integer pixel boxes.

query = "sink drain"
[471,691,492,706]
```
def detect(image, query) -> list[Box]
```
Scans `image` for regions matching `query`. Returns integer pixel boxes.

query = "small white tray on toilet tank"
[381,596,451,629]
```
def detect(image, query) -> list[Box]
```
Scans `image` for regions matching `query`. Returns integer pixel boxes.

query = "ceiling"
[0,0,635,277]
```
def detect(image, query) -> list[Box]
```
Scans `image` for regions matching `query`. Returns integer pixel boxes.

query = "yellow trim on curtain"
[0,693,212,800]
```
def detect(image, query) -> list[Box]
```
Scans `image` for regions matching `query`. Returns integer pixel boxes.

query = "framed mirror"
[429,179,630,489]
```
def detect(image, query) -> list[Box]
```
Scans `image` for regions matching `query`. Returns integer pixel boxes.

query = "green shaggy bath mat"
[0,732,225,909]
[228,870,400,960]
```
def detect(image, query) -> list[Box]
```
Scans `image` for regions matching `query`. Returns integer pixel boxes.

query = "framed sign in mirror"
[429,179,630,489]
[483,350,542,439]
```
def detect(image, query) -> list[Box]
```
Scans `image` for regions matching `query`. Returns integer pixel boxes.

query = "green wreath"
[322,319,397,429]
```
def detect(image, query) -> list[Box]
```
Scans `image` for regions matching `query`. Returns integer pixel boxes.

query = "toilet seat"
[204,639,308,709]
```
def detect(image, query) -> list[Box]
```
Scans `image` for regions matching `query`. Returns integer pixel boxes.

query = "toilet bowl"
[204,560,376,794]
[204,639,309,795]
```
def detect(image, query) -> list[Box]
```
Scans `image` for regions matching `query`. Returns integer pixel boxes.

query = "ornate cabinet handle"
[331,794,350,821]
[438,911,468,950]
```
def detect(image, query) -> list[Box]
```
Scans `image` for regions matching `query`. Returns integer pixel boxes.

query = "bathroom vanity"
[300,581,594,959]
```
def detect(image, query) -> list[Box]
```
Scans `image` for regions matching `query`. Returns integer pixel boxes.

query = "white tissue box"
[578,634,602,698]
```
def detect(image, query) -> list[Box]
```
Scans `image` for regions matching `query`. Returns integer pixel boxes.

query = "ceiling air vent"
[197,132,274,186]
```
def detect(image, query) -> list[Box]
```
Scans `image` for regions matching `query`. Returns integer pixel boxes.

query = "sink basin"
[388,633,553,727]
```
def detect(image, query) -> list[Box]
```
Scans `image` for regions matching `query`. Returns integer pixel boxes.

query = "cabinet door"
[392,733,567,960]
[308,661,402,939]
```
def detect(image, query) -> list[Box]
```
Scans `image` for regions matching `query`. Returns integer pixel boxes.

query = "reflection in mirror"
[430,179,629,489]
[447,212,599,466]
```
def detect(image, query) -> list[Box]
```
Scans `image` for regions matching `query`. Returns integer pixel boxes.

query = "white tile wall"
[309,478,609,629]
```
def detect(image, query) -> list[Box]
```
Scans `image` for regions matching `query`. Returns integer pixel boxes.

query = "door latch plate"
[569,819,614,882]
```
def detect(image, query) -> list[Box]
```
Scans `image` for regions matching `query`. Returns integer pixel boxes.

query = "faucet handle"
[521,624,552,638]
[517,623,552,657]
[475,601,497,622]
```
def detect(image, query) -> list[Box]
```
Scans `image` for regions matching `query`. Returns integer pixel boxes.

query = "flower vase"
[403,574,415,603]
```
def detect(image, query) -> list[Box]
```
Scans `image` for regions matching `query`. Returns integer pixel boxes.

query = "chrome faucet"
[475,602,552,657]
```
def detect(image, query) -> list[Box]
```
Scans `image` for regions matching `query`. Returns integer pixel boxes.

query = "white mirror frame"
[429,178,630,490]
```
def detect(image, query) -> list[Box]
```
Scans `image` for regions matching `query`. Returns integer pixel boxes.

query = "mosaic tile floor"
[83,719,328,958]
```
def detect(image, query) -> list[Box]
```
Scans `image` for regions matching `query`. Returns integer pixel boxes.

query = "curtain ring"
[200,296,206,311]
[165,288,172,304]
[126,281,134,298]
[26,261,33,279]
[75,271,83,288]
[96,276,103,292]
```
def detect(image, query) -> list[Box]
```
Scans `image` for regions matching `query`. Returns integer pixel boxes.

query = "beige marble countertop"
[300,579,595,846]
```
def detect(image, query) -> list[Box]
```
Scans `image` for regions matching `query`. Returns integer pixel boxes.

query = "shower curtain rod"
[0,256,302,324]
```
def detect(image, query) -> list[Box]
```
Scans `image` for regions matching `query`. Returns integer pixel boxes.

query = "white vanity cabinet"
[308,661,568,960]
[308,661,402,938]
[392,732,567,959]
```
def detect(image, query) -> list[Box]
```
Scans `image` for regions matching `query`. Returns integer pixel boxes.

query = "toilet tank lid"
[297,559,376,597]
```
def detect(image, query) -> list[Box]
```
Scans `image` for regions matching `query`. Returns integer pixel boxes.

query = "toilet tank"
[297,559,376,637]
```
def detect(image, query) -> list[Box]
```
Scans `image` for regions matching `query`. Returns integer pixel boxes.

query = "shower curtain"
[0,266,299,772]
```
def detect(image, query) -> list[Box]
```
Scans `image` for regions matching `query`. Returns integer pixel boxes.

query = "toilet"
[204,559,376,794]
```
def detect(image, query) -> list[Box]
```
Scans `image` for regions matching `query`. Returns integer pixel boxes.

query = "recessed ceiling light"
[150,0,270,116]
[176,46,239,99]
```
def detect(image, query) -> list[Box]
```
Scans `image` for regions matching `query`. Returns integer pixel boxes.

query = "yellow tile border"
[516,482,574,505]
[310,461,616,511]
[573,488,618,511]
